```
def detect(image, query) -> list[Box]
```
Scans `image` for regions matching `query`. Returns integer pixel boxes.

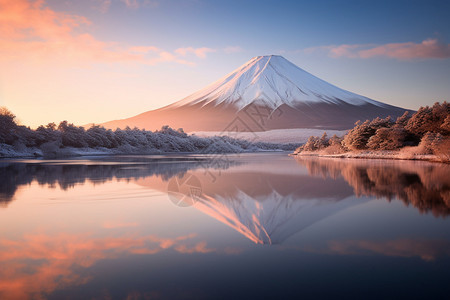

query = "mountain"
[101,55,409,131]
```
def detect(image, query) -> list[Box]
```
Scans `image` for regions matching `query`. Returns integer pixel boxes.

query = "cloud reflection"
[0,232,213,299]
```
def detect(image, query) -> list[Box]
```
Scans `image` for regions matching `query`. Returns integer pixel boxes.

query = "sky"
[0,0,449,128]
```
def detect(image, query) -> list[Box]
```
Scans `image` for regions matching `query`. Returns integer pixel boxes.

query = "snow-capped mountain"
[101,55,409,131]
[170,55,385,110]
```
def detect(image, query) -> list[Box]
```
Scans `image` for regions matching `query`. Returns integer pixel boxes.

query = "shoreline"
[0,145,289,160]
[289,150,449,164]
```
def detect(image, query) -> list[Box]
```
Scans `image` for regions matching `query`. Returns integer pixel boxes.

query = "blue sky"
[1,0,449,127]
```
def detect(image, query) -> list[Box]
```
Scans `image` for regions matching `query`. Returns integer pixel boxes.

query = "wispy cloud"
[0,0,208,66]
[129,46,159,53]
[305,38,450,60]
[175,47,216,58]
[92,0,112,13]
[102,221,138,229]
[120,0,158,9]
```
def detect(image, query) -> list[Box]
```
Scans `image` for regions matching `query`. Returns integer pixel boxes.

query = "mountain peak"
[170,55,386,110]
[101,55,408,132]
[252,54,283,60]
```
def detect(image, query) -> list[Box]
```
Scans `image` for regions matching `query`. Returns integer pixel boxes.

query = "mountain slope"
[101,55,410,131]
[170,55,386,109]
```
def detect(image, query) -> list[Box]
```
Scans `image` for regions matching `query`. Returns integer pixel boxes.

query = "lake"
[0,153,449,299]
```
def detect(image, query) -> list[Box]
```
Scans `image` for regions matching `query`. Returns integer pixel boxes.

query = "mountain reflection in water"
[136,155,450,244]
[0,154,449,300]
[1,155,449,245]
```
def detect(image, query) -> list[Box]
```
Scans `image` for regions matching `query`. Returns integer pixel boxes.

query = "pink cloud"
[328,44,362,58]
[129,46,159,53]
[102,221,138,229]
[121,0,140,9]
[120,0,159,9]
[305,39,450,60]
[92,0,112,13]
[0,0,203,66]
[358,39,450,59]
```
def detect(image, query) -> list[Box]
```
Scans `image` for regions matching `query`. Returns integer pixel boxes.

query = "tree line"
[294,102,449,160]
[0,107,297,157]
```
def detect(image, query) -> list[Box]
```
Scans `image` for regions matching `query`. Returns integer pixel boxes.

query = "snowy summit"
[101,55,409,132]
[171,55,386,110]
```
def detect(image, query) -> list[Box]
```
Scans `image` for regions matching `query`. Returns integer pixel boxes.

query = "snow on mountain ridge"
[169,55,386,110]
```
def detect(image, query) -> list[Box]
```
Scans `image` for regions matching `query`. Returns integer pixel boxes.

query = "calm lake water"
[0,153,449,300]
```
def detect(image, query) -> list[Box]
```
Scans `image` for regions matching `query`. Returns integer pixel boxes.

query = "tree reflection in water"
[294,157,450,217]
[0,156,235,207]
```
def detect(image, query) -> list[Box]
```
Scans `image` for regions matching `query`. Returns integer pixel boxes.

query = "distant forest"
[0,107,297,158]
[294,102,449,161]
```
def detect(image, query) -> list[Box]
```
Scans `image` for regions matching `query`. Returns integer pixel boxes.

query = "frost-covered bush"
[405,102,449,136]
[343,117,393,150]
[0,107,17,144]
[40,141,62,158]
[0,107,297,156]
[58,121,88,148]
[417,132,445,155]
[367,127,406,150]
[296,102,449,156]
[323,134,345,154]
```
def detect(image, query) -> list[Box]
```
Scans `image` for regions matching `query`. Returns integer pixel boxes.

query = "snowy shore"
[290,149,447,163]
[0,143,296,159]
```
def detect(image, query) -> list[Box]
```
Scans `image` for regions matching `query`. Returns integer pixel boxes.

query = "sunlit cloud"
[304,38,450,60]
[175,47,216,58]
[120,0,159,9]
[0,0,203,66]
[102,221,139,229]
[121,0,140,9]
[92,0,112,13]
[129,45,159,53]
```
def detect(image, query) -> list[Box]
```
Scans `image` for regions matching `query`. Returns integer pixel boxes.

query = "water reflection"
[2,155,449,243]
[137,156,450,244]
[0,154,450,299]
[0,232,215,299]
[135,156,360,244]
[324,238,450,261]
[294,157,450,217]
[0,155,233,207]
